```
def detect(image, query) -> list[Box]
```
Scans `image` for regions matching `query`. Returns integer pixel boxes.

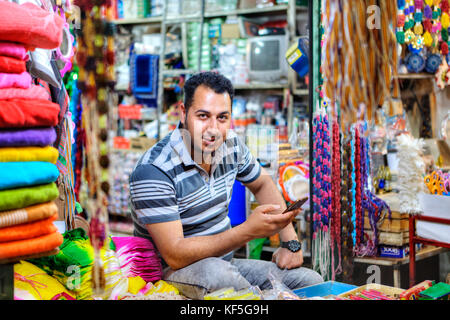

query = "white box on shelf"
[417,193,450,244]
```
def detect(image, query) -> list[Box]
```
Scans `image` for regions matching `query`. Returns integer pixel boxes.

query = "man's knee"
[283,267,324,290]
[164,257,250,299]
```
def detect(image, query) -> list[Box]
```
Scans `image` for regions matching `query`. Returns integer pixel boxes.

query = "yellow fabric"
[442,13,450,30]
[0,146,58,163]
[14,260,76,300]
[145,280,179,296]
[127,276,147,295]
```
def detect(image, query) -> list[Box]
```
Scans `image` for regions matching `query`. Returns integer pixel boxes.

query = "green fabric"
[420,282,450,300]
[30,228,94,277]
[0,182,58,211]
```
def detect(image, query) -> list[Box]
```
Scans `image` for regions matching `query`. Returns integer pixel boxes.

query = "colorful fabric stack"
[111,236,163,283]
[30,228,127,300]
[0,0,65,261]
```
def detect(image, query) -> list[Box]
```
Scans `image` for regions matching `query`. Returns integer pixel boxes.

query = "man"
[129,72,323,299]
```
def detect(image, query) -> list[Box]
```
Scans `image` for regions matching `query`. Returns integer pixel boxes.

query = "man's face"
[180,85,232,161]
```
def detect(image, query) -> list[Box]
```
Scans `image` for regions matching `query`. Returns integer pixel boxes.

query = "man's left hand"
[272,247,303,269]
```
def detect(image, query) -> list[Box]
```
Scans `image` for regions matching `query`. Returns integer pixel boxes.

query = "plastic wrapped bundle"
[111,236,163,283]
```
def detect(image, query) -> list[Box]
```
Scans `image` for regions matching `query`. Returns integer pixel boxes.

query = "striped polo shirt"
[129,124,261,263]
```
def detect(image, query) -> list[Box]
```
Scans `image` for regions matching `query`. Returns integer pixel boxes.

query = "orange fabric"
[0,231,63,259]
[0,55,26,74]
[0,202,58,229]
[0,213,57,243]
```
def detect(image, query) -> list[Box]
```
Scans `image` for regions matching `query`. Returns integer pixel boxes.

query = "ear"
[179,103,187,125]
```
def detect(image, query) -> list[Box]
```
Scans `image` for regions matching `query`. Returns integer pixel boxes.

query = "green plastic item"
[249,238,266,260]
[419,282,450,300]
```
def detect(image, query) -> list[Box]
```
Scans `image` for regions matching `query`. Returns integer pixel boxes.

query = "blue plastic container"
[293,281,357,298]
[228,180,246,226]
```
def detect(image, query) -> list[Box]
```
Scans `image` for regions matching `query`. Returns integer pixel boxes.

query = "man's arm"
[244,168,304,269]
[146,204,299,270]
[244,168,299,242]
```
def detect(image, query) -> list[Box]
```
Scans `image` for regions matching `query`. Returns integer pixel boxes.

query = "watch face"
[288,241,301,252]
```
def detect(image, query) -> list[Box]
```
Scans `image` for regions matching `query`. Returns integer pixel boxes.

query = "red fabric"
[0,55,26,74]
[0,2,64,50]
[0,99,60,128]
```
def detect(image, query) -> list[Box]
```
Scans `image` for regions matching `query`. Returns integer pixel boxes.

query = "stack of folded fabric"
[111,236,163,283]
[30,228,128,300]
[0,1,65,261]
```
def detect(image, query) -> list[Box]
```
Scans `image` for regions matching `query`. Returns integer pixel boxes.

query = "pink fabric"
[111,236,163,283]
[0,85,50,101]
[0,42,29,61]
[0,72,31,89]
[0,2,64,50]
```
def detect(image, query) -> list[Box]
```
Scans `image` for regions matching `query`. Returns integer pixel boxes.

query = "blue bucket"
[228,180,246,227]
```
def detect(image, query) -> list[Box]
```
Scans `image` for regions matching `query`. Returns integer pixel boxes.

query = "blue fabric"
[0,161,60,190]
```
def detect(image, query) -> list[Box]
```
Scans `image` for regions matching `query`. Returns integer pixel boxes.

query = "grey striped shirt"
[129,125,261,263]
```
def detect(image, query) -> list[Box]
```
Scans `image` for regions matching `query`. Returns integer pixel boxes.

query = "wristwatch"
[281,240,302,253]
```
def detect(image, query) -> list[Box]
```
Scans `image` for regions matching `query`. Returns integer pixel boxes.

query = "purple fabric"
[112,236,163,283]
[0,127,56,147]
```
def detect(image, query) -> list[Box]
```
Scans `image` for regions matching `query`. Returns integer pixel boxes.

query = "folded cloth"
[0,162,60,190]
[112,236,163,283]
[0,213,57,242]
[0,231,63,260]
[0,127,56,147]
[0,183,59,212]
[0,85,50,101]
[0,99,59,128]
[14,260,76,300]
[0,201,58,228]
[0,55,26,74]
[0,72,31,89]
[0,146,58,163]
[0,42,29,61]
[0,2,64,50]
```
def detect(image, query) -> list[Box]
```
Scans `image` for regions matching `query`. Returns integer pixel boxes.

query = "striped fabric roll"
[0,201,58,228]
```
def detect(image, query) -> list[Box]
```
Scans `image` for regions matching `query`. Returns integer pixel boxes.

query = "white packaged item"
[417,193,450,244]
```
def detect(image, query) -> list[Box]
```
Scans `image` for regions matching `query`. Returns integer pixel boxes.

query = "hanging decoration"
[73,0,116,297]
[311,105,332,281]
[330,117,342,280]
[397,0,450,87]
[321,0,401,125]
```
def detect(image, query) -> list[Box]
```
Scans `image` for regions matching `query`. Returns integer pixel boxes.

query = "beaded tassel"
[331,118,342,280]
[312,111,332,281]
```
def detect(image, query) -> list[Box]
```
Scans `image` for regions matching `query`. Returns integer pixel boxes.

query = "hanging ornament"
[414,0,425,35]
[405,0,415,30]
[426,53,443,72]
[407,52,427,72]
[398,0,407,44]
[73,0,116,298]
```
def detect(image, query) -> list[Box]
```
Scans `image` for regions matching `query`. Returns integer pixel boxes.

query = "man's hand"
[241,204,301,239]
[272,247,304,270]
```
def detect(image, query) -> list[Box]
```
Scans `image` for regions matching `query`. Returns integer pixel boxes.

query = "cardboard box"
[222,23,241,39]
[364,216,409,232]
[378,245,409,258]
[365,230,409,246]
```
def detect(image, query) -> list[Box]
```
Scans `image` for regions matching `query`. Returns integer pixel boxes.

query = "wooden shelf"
[234,82,289,89]
[113,5,308,24]
[204,4,307,18]
[395,73,434,80]
[113,16,163,25]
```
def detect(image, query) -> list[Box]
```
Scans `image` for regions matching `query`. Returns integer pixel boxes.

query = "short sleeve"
[235,135,261,184]
[129,164,179,225]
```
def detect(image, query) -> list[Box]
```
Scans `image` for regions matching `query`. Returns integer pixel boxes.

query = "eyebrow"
[195,110,230,116]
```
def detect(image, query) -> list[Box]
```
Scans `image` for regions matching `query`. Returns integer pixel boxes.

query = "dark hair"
[183,71,234,112]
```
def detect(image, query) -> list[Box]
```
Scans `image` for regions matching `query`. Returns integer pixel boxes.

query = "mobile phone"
[282,197,308,214]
